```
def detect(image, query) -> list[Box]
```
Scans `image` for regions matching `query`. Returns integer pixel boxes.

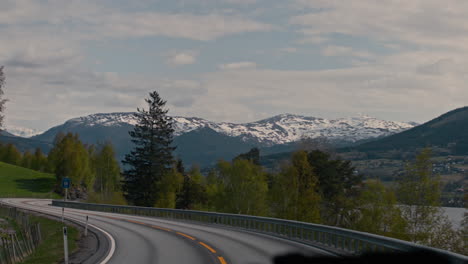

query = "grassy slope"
[0,162,60,198]
[21,216,79,264]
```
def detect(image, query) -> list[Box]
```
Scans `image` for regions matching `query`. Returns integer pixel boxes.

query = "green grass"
[20,216,79,264]
[0,162,60,198]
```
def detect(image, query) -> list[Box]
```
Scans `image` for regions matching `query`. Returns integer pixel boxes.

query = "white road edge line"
[92,223,116,264]
[0,199,116,264]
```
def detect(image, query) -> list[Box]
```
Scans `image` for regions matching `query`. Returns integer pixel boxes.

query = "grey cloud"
[5,59,41,69]
[291,0,468,51]
[417,59,461,76]
[3,0,468,131]
[172,97,196,107]
[0,1,273,42]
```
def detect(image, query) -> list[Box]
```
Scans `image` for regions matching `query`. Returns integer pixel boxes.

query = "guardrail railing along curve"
[51,200,467,264]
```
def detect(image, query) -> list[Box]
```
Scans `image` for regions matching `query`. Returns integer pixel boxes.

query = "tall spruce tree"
[122,91,175,206]
[0,66,7,129]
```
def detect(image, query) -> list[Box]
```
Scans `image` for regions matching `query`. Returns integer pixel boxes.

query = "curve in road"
[1,198,332,264]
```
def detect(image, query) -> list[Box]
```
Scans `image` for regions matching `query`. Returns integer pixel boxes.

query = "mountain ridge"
[30,112,416,146]
[5,112,416,167]
[351,106,468,156]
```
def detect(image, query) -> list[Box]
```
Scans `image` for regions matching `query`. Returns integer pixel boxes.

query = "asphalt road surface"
[1,198,332,264]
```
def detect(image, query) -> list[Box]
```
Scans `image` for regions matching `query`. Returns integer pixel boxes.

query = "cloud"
[321,45,374,59]
[2,0,468,131]
[191,61,468,123]
[219,61,257,70]
[167,51,198,66]
[1,1,273,41]
[278,47,297,53]
[295,35,328,44]
[93,13,273,41]
[0,0,272,129]
[223,0,258,5]
[291,0,468,51]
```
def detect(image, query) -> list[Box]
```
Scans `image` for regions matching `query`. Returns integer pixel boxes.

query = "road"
[1,198,332,264]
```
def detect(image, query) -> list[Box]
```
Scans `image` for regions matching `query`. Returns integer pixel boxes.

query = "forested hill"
[350,106,468,155]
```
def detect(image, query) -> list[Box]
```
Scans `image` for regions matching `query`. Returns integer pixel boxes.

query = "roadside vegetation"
[0,205,79,264]
[20,215,79,264]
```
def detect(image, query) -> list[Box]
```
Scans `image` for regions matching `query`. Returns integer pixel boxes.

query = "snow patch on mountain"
[62,112,416,146]
[6,126,42,138]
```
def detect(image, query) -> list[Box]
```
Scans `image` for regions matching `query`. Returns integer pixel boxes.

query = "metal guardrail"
[52,200,467,263]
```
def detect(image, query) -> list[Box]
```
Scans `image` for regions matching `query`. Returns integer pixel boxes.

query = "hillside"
[173,127,256,166]
[351,106,468,156]
[0,162,59,198]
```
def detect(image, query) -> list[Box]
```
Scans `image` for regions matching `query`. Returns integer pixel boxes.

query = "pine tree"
[0,66,7,130]
[122,91,176,206]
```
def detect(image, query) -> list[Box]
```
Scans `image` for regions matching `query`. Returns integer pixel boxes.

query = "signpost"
[62,177,71,201]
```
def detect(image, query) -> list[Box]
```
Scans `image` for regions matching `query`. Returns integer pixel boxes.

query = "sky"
[1,0,468,132]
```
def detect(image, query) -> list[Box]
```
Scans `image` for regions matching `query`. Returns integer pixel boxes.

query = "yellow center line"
[176,232,196,240]
[152,225,172,232]
[199,241,217,253]
[126,219,146,225]
[218,256,227,264]
[68,211,227,262]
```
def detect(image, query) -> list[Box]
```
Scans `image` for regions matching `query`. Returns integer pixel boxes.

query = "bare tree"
[0,66,7,130]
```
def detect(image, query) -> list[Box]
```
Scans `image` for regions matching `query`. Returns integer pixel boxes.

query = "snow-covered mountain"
[5,126,42,138]
[61,112,415,146]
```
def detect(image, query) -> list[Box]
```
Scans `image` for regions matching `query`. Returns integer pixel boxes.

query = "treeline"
[0,143,48,171]
[47,133,125,204]
[166,147,466,254]
[0,134,124,204]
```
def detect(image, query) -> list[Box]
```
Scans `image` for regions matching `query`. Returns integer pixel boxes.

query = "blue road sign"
[62,177,71,189]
